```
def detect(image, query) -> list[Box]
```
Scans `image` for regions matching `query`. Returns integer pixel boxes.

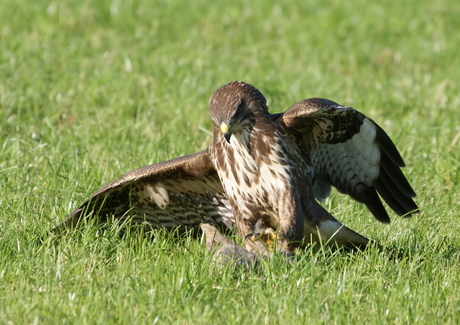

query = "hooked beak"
[220,122,232,143]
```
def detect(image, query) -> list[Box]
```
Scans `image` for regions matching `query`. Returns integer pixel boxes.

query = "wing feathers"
[54,150,234,233]
[379,152,417,199]
[373,178,414,217]
[356,187,391,223]
[373,121,406,167]
[282,99,363,146]
[375,162,418,215]
[282,98,418,223]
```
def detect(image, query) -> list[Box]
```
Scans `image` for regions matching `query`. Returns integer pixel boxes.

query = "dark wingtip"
[358,188,392,223]
[51,207,84,234]
[370,118,419,219]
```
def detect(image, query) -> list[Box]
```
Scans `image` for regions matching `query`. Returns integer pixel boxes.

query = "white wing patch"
[143,182,170,209]
[348,119,380,182]
[312,118,380,190]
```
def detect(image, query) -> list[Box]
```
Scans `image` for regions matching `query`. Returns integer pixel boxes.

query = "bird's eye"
[235,102,244,116]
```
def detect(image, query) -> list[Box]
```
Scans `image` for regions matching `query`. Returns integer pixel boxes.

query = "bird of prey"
[54,81,418,255]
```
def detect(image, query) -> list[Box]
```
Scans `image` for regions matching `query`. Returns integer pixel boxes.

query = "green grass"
[1,0,459,323]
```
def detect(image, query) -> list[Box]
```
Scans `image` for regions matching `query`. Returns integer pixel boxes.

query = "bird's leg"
[275,190,304,254]
[242,192,304,256]
[244,219,298,257]
[245,223,279,253]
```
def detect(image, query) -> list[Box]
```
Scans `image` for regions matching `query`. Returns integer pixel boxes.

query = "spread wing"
[53,150,234,233]
[282,98,419,223]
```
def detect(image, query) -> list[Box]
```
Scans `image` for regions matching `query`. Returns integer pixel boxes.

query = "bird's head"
[209,81,268,143]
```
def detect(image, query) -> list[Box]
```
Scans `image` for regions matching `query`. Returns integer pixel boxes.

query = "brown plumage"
[54,81,419,255]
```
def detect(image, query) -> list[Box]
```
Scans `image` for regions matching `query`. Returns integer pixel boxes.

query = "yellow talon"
[246,232,279,252]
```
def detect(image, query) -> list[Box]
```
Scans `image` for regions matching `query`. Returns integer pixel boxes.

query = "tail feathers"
[317,219,369,249]
[303,202,370,249]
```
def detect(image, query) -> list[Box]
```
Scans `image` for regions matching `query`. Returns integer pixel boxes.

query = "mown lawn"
[1,0,459,324]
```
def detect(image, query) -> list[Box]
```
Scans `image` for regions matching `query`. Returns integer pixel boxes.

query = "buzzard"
[54,81,418,255]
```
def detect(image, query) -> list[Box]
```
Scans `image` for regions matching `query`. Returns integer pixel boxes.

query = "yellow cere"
[220,122,229,133]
